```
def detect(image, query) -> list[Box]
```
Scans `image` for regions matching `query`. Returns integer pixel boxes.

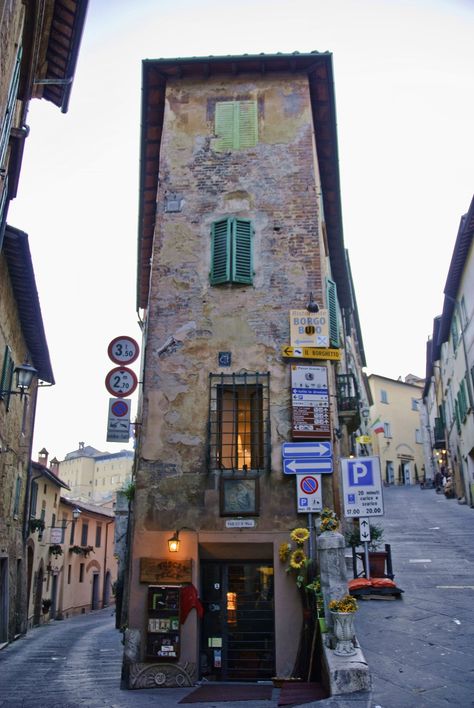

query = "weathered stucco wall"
[129,69,335,681]
[137,73,324,533]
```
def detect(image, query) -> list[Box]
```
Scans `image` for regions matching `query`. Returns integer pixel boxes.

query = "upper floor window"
[383,422,392,438]
[214,100,258,151]
[380,389,388,404]
[451,317,459,351]
[208,372,270,472]
[81,522,88,546]
[0,345,14,410]
[415,428,422,444]
[411,398,419,411]
[326,278,340,348]
[210,217,253,285]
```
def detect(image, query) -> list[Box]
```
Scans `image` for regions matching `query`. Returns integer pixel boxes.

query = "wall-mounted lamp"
[167,530,181,553]
[167,526,194,553]
[0,362,38,400]
[306,292,319,314]
[72,508,82,521]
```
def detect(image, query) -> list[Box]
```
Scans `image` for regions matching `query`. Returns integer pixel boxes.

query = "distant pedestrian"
[434,470,443,492]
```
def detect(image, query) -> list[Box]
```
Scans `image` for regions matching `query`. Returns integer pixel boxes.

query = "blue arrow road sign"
[283,458,333,475]
[282,441,332,458]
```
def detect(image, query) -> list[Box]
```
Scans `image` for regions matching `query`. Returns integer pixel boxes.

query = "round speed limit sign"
[105,366,138,397]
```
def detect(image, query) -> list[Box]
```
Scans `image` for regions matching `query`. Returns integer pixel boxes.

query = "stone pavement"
[1,486,473,707]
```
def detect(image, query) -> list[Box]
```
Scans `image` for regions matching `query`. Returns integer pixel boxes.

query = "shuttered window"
[0,346,14,409]
[210,217,253,285]
[326,278,339,347]
[0,46,22,168]
[214,100,258,151]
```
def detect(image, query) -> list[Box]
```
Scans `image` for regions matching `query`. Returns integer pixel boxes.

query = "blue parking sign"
[340,457,384,518]
[348,459,374,486]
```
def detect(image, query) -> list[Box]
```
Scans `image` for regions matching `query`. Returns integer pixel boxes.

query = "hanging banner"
[291,365,330,440]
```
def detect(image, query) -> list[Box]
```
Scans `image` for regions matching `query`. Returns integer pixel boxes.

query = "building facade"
[368,374,425,485]
[422,195,474,504]
[27,461,117,627]
[58,442,134,502]
[0,0,88,645]
[124,52,368,688]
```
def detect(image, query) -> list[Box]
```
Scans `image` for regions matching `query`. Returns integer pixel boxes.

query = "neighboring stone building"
[58,442,134,502]
[27,449,117,626]
[27,453,70,627]
[124,52,368,688]
[422,195,474,504]
[0,0,88,645]
[368,374,425,485]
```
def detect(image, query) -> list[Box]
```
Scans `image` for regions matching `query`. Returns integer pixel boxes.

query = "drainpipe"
[102,519,115,607]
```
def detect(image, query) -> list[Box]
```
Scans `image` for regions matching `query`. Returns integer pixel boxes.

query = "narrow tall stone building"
[125,52,366,688]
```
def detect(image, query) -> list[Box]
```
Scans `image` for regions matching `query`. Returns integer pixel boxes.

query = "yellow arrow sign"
[281,345,341,361]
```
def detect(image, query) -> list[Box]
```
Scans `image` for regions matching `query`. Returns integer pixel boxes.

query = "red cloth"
[180,583,204,623]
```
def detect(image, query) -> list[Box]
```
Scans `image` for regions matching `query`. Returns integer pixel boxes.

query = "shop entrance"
[200,561,275,681]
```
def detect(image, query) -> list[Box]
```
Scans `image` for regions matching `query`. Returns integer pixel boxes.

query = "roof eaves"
[3,226,54,383]
[438,195,474,344]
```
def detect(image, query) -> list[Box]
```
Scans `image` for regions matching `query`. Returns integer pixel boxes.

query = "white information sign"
[296,474,322,513]
[107,398,131,442]
[359,518,371,543]
[225,519,256,528]
[50,527,63,544]
[291,365,330,439]
[290,309,329,348]
[340,457,384,517]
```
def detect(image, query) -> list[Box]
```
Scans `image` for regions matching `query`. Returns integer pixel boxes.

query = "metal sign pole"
[363,540,370,578]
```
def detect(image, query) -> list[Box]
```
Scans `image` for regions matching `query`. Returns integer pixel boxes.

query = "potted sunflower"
[279,526,311,589]
[328,594,358,657]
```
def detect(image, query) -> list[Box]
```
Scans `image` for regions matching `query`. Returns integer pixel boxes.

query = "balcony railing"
[336,374,361,433]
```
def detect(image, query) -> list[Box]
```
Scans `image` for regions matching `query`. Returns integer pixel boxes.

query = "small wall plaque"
[218,352,231,367]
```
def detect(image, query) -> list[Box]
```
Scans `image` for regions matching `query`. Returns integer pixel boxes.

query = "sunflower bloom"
[289,548,307,569]
[290,527,310,544]
[279,542,291,562]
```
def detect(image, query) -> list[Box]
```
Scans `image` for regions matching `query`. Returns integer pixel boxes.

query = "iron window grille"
[208,372,270,473]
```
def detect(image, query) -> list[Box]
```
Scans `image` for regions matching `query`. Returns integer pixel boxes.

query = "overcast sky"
[9,0,474,461]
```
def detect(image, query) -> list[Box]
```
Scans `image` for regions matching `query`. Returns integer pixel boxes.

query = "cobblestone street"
[1,486,474,707]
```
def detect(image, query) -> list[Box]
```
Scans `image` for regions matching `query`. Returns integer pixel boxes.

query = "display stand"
[146,585,181,660]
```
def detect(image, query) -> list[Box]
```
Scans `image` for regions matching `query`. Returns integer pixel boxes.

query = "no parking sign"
[296,474,322,513]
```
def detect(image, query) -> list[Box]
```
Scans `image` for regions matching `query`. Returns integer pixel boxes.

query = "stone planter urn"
[330,611,356,656]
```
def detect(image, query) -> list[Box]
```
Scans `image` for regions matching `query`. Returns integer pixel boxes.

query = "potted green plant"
[70,545,83,554]
[41,598,52,615]
[345,522,387,577]
[328,594,358,656]
[29,518,45,533]
[48,544,63,558]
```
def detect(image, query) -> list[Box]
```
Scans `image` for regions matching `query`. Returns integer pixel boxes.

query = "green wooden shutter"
[232,219,253,283]
[238,101,258,148]
[210,218,231,284]
[215,100,258,151]
[0,346,14,408]
[0,46,22,168]
[326,278,339,347]
[215,102,237,151]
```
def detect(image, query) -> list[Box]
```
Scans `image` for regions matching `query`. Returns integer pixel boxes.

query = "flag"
[371,417,385,434]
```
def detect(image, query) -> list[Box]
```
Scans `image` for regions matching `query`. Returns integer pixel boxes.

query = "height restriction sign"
[296,474,322,513]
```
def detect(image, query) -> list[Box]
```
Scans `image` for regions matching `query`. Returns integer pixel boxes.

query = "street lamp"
[0,362,38,400]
